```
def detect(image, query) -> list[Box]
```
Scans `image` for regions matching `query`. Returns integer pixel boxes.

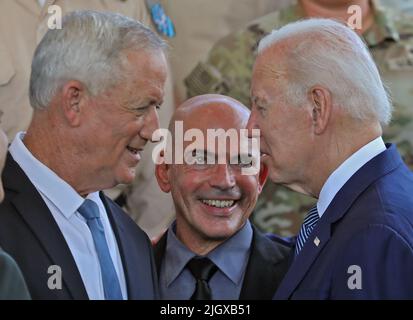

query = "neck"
[175,223,224,256]
[24,114,90,197]
[300,0,374,35]
[307,123,382,198]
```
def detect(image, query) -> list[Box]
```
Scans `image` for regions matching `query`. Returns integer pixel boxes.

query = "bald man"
[154,94,290,300]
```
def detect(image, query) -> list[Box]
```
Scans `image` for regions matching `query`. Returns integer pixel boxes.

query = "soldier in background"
[0,0,175,239]
[185,0,413,236]
[162,0,293,105]
[381,0,413,15]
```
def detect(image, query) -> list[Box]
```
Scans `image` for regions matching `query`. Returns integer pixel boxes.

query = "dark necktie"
[186,257,218,300]
[78,199,123,300]
[295,205,320,256]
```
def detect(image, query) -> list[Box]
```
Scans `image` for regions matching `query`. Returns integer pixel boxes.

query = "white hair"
[29,10,167,110]
[257,18,392,125]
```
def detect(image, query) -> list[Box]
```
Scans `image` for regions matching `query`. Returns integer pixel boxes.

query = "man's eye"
[239,159,253,168]
[194,154,206,164]
[236,155,253,168]
[257,105,266,112]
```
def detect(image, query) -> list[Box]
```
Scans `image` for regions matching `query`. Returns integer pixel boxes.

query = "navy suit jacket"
[274,144,413,299]
[0,153,159,300]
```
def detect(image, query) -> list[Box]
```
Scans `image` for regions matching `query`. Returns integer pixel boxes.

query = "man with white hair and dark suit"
[247,18,413,299]
[0,10,167,300]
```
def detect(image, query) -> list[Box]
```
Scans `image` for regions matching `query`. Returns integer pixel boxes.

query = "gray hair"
[257,18,392,125]
[29,10,167,110]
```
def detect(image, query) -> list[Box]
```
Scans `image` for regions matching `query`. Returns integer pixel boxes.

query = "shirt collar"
[317,136,386,218]
[207,221,252,285]
[164,220,253,287]
[9,132,85,219]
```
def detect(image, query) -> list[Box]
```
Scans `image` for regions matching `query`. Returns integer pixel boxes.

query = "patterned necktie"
[78,199,123,300]
[187,257,218,300]
[295,205,320,256]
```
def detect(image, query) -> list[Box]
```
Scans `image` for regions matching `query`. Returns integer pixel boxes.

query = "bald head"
[169,94,250,134]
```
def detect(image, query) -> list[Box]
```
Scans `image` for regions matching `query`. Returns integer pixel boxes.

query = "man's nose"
[141,106,161,142]
[246,110,260,138]
[209,164,236,190]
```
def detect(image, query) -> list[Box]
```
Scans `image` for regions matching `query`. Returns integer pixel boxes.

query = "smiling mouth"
[201,199,237,208]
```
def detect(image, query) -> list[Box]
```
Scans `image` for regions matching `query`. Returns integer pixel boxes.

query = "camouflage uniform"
[185,1,413,237]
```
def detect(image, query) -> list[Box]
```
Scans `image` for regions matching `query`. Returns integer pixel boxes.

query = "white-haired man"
[247,18,413,299]
[0,11,167,300]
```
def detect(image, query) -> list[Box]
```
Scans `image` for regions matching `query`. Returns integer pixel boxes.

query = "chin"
[115,169,136,185]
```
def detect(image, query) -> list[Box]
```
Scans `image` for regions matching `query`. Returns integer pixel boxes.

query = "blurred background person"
[0,123,30,300]
[161,0,293,106]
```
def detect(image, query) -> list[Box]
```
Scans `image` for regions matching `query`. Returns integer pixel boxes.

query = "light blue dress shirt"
[159,220,253,300]
[9,132,127,300]
[317,136,386,218]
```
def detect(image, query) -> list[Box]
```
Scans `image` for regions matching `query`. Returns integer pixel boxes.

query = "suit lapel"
[100,194,139,299]
[274,144,403,299]
[4,154,88,299]
[101,194,158,299]
[239,226,291,299]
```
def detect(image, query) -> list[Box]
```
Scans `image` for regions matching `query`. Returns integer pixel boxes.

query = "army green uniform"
[185,1,413,236]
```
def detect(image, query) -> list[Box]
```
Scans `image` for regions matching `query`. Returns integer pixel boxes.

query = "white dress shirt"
[317,136,386,218]
[9,132,127,300]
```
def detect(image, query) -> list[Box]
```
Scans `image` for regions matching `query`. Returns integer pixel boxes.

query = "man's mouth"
[201,199,237,208]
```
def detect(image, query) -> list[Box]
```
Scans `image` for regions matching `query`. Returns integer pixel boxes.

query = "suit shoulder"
[102,195,151,243]
[253,227,291,261]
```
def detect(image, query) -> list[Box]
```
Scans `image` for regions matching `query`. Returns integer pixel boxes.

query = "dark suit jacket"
[154,224,291,299]
[0,249,31,300]
[274,144,413,299]
[0,153,159,300]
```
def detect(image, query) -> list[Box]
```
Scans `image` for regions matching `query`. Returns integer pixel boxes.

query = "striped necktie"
[295,205,320,256]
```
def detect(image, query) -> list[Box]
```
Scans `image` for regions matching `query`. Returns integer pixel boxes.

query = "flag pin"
[314,237,320,246]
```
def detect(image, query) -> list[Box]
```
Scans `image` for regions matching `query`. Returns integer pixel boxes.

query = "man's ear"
[309,86,332,135]
[61,80,87,127]
[155,150,172,193]
[257,162,269,193]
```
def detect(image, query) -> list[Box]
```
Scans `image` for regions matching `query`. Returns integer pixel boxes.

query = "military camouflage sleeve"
[185,11,284,107]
